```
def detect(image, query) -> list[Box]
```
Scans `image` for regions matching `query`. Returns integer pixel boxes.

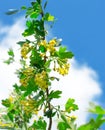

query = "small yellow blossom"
[21,43,30,59]
[67,115,77,122]
[19,67,34,87]
[39,40,47,47]
[47,39,56,54]
[56,63,70,76]
[23,67,34,76]
[20,78,28,86]
[8,96,14,103]
[20,99,38,114]
[70,115,77,120]
[49,39,56,46]
[34,71,48,90]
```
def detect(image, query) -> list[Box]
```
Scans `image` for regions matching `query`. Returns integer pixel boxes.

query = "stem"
[40,2,52,129]
[20,104,28,130]
[46,88,52,130]
[24,121,28,130]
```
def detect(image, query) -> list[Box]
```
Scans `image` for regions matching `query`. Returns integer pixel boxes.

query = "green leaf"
[44,13,55,21]
[57,122,70,130]
[17,39,30,46]
[57,46,74,59]
[23,78,38,96]
[44,60,52,68]
[44,109,56,118]
[39,45,46,53]
[44,1,48,9]
[22,28,34,37]
[31,118,47,130]
[36,0,41,4]
[21,6,27,10]
[30,49,44,68]
[17,41,26,46]
[4,57,14,65]
[5,9,19,15]
[65,98,78,113]
[78,123,92,130]
[30,12,39,18]
[8,49,14,57]
[77,118,105,130]
[26,20,32,27]
[89,102,105,115]
[2,99,11,107]
[49,90,62,99]
[60,112,68,123]
[7,112,14,122]
[50,76,59,81]
[59,46,67,53]
[59,52,74,59]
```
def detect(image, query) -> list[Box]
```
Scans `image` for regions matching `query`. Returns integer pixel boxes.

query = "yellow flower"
[20,78,27,86]
[47,39,56,54]
[70,115,77,120]
[23,67,34,76]
[20,99,38,114]
[39,40,47,47]
[34,71,48,90]
[19,67,34,87]
[49,39,56,46]
[21,43,30,59]
[56,63,70,76]
[8,96,14,103]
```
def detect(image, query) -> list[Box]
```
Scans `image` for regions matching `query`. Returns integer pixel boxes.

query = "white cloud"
[51,59,102,127]
[0,18,102,128]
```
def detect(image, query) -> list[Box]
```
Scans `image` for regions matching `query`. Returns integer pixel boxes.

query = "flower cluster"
[20,99,38,115]
[56,63,70,76]
[34,71,48,90]
[47,39,56,54]
[21,43,31,59]
[20,67,34,86]
[39,39,57,56]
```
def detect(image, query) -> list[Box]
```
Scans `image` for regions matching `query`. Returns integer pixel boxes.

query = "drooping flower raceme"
[34,71,48,90]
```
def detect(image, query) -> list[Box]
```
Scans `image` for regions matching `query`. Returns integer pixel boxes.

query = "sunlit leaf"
[44,13,55,21]
[57,122,69,130]
[65,98,78,113]
[21,6,27,10]
[49,90,62,99]
[8,48,14,57]
[89,102,105,115]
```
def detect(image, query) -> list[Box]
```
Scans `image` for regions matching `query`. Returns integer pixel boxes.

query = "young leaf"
[49,90,62,99]
[30,12,39,18]
[89,102,105,115]
[17,41,26,46]
[2,99,11,107]
[57,46,74,59]
[4,57,14,65]
[44,13,55,21]
[21,6,27,10]
[57,122,70,130]
[8,48,14,57]
[65,98,78,113]
[39,45,46,53]
[44,109,56,118]
[44,1,48,9]
[31,118,47,130]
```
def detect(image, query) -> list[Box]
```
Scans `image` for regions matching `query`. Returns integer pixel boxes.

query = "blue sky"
[0,0,105,129]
